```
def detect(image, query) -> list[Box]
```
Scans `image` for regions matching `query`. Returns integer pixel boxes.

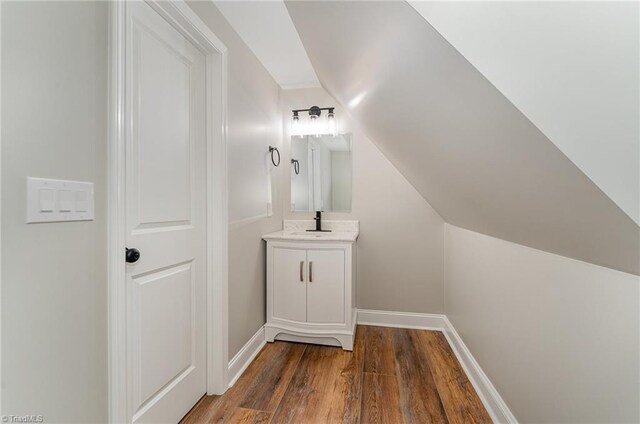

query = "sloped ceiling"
[409,1,640,225]
[285,0,640,275]
[214,0,319,88]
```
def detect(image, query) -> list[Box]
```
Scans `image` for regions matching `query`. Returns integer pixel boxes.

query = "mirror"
[290,134,352,212]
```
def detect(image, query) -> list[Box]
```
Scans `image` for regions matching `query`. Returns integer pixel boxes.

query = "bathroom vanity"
[263,220,358,350]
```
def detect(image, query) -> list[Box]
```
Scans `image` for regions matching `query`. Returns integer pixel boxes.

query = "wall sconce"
[291,106,337,138]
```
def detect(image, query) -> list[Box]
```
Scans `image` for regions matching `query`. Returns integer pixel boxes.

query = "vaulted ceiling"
[215,0,640,275]
[214,0,319,88]
[284,0,638,275]
[409,1,640,226]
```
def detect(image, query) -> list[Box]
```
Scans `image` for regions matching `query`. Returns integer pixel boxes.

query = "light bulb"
[310,115,320,137]
[292,113,302,137]
[327,111,337,136]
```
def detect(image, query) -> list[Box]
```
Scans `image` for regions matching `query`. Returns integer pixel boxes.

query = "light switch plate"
[27,177,95,223]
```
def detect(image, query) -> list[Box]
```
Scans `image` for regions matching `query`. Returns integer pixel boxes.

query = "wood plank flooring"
[180,325,492,424]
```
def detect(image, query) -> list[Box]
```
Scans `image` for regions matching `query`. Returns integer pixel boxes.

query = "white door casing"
[108,1,228,423]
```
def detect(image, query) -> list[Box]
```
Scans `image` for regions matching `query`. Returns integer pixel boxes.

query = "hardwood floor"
[180,326,492,424]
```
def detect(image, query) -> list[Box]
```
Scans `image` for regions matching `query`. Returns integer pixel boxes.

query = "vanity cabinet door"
[306,249,345,324]
[272,247,307,322]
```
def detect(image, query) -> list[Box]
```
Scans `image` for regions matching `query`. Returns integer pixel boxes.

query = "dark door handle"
[125,247,140,264]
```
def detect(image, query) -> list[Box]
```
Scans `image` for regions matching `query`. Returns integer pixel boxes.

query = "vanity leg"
[338,334,354,351]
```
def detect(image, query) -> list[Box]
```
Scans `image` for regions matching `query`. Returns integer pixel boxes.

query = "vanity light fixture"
[291,106,337,137]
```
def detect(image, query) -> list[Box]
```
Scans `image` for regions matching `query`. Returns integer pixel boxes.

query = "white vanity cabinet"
[263,223,358,350]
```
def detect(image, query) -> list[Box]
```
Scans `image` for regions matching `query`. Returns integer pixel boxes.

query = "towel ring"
[291,159,300,175]
[269,146,280,167]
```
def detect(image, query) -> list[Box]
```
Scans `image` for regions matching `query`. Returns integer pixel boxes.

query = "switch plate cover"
[27,177,95,223]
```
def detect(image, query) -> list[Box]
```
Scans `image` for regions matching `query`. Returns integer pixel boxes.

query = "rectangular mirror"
[290,134,352,212]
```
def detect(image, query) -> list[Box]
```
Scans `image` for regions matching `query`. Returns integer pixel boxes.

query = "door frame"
[107,1,229,422]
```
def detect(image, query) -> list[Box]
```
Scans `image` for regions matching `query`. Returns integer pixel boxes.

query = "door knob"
[125,247,140,264]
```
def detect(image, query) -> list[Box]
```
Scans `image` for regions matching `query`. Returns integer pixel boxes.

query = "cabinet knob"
[309,261,313,283]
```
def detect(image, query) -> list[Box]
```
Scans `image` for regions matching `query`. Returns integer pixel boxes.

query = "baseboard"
[227,326,266,388]
[442,317,518,424]
[356,308,447,330]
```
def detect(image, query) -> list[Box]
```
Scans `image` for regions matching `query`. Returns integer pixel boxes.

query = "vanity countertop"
[262,220,359,242]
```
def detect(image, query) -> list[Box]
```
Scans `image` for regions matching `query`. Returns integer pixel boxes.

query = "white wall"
[204,3,282,224]
[445,225,640,423]
[281,88,445,313]
[410,1,640,225]
[186,1,283,359]
[1,1,108,421]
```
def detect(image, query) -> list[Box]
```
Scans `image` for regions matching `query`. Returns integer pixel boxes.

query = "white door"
[307,249,345,323]
[125,2,207,422]
[272,247,307,322]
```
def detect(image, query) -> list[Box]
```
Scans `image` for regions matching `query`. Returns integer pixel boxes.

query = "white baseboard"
[227,326,266,388]
[356,308,447,330]
[442,317,518,424]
